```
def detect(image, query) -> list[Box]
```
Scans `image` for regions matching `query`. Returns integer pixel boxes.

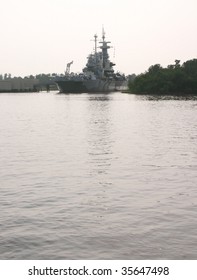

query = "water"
[0,92,197,259]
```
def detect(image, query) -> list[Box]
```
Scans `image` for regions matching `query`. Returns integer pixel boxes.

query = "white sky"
[0,0,197,76]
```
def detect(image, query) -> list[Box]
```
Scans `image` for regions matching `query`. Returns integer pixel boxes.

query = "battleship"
[55,31,128,93]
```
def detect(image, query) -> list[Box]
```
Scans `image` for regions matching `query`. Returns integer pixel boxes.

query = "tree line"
[128,59,197,95]
[0,73,64,84]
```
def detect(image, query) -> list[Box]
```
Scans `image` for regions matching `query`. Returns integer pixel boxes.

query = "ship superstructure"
[55,30,127,93]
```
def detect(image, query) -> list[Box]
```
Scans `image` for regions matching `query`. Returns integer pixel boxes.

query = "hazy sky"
[0,0,196,76]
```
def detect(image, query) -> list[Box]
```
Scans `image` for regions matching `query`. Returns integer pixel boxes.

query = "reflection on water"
[135,94,197,101]
[87,95,112,176]
[0,92,197,259]
[84,95,113,225]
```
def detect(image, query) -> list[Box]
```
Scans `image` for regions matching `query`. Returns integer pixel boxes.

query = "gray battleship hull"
[56,79,127,93]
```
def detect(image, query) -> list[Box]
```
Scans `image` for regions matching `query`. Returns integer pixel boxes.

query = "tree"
[128,58,197,95]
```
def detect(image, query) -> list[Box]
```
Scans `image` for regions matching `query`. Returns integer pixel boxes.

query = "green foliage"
[129,59,197,94]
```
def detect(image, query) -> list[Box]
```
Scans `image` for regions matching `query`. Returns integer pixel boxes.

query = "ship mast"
[102,27,105,41]
[94,34,97,55]
[99,28,111,75]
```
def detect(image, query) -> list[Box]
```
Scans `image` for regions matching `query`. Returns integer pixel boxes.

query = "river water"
[0,92,197,259]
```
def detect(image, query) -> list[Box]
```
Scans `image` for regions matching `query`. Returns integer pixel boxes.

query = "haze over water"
[0,92,197,259]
